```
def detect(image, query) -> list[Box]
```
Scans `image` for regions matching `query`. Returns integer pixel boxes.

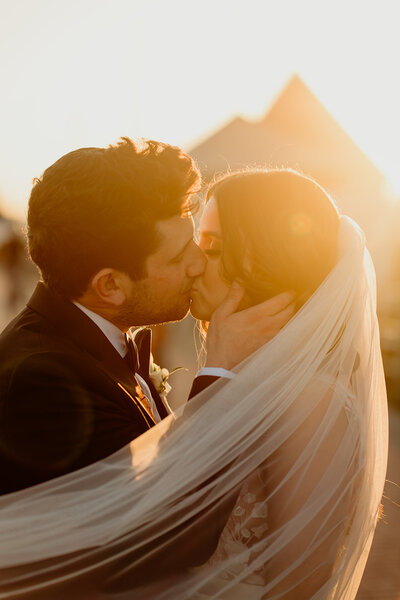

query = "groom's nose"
[186,242,206,278]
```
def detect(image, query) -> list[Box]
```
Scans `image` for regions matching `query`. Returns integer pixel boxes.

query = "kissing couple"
[0,138,388,599]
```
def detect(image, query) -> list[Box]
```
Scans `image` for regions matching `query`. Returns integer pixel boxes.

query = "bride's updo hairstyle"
[208,169,340,307]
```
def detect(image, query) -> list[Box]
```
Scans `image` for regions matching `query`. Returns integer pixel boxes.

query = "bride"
[188,168,388,598]
[0,169,388,599]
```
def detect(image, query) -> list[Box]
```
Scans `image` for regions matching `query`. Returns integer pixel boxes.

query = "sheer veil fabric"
[0,217,388,599]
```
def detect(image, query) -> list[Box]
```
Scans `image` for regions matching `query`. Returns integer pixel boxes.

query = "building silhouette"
[190,74,397,288]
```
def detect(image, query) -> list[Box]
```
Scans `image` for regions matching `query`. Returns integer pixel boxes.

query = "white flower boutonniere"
[149,354,186,400]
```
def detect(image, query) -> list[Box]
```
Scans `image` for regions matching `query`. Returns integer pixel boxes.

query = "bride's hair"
[207,169,340,307]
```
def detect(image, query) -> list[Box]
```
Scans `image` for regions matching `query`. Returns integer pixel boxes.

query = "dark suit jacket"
[0,283,236,598]
[0,282,212,496]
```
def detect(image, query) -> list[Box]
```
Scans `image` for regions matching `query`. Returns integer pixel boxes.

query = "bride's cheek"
[211,262,222,287]
[216,260,229,288]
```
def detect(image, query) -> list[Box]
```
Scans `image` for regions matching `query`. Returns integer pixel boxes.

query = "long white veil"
[0,216,388,599]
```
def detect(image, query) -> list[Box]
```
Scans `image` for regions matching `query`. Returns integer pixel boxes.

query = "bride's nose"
[186,243,206,278]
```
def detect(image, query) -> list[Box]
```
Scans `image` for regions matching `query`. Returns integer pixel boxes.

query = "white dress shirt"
[73,302,162,422]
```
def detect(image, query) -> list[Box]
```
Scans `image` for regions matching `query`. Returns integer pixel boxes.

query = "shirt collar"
[73,302,127,358]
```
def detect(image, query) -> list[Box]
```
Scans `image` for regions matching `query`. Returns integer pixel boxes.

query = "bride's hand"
[205,284,295,370]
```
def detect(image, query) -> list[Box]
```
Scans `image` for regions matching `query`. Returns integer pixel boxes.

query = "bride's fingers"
[206,289,296,369]
[213,282,245,319]
[240,291,296,320]
[267,301,296,332]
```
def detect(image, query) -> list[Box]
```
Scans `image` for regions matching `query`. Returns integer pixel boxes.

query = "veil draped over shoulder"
[0,217,388,599]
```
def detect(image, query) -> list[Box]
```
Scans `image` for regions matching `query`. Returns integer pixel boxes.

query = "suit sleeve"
[0,353,143,493]
[0,354,97,475]
[188,375,221,400]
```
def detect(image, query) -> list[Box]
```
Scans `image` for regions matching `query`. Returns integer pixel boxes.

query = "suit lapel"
[132,327,169,419]
[28,283,169,421]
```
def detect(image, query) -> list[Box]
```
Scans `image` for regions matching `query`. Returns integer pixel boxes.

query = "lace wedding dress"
[194,381,361,599]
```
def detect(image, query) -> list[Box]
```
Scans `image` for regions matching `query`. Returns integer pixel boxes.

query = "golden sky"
[1,0,399,219]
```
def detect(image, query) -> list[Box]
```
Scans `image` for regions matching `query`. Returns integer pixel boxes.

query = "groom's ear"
[89,269,129,306]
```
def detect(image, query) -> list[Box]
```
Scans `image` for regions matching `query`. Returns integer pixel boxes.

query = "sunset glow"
[1,0,400,218]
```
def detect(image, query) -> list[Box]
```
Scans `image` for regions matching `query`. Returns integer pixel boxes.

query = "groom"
[0,137,292,497]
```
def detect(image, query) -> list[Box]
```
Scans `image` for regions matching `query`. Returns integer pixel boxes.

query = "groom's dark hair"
[28,138,201,298]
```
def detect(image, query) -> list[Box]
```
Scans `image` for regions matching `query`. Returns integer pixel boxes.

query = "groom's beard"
[115,286,192,328]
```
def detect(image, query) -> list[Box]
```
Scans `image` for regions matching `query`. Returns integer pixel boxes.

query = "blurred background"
[0,1,399,596]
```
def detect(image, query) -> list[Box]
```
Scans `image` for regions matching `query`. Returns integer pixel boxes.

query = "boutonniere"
[149,354,186,399]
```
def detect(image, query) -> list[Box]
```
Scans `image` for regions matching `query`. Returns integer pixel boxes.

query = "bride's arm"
[263,389,358,599]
